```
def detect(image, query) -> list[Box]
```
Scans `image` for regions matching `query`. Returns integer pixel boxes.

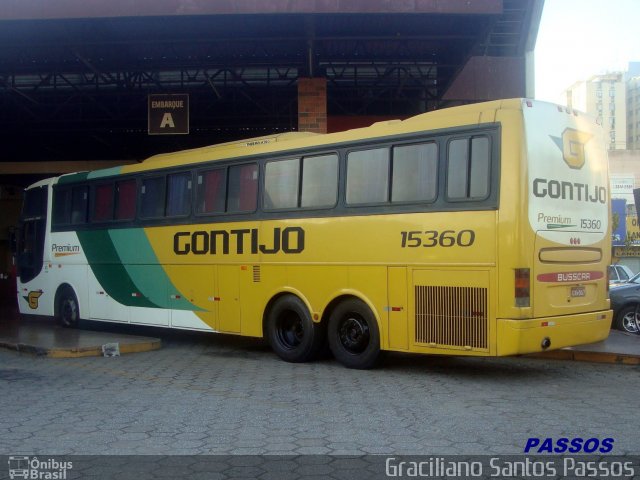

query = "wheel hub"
[622,312,640,333]
[339,315,370,354]
[276,312,304,349]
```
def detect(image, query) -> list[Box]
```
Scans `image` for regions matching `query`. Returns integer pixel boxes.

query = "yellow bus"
[16,99,612,368]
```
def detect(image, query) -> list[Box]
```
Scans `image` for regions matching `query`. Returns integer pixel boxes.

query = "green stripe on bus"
[108,228,201,311]
[87,166,124,180]
[57,172,90,185]
[77,230,158,309]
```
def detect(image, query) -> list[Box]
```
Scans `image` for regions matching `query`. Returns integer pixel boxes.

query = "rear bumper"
[496,310,612,356]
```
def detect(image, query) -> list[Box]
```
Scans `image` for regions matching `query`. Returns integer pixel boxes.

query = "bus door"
[16,185,48,284]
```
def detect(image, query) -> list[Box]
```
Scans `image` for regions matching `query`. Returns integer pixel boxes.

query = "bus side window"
[53,189,71,226]
[140,177,165,218]
[93,183,114,222]
[197,169,226,214]
[115,179,137,220]
[469,137,490,198]
[228,164,258,213]
[166,172,192,217]
[71,186,88,224]
[301,154,338,208]
[264,158,299,210]
[446,136,490,201]
[391,143,437,203]
[346,148,389,205]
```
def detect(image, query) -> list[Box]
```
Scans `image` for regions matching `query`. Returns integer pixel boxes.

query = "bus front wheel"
[328,299,381,369]
[266,295,325,363]
[57,288,79,328]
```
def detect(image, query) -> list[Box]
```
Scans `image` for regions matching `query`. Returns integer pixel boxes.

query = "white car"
[609,264,635,287]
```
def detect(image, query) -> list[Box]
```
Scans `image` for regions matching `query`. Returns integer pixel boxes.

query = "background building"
[566,72,627,150]
[627,62,640,150]
[564,64,640,271]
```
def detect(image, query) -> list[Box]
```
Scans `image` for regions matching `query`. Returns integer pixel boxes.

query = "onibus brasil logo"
[8,456,72,479]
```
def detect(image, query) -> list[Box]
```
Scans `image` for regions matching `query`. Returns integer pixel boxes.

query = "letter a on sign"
[160,113,175,129]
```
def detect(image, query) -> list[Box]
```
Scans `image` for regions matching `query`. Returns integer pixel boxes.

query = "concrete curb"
[528,349,640,365]
[0,338,162,358]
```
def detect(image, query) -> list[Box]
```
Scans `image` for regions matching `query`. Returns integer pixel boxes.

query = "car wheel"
[614,305,640,334]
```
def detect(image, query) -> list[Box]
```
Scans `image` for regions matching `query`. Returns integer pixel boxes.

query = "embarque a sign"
[148,94,189,135]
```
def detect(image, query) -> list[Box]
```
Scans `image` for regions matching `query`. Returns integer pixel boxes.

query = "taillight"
[515,268,530,307]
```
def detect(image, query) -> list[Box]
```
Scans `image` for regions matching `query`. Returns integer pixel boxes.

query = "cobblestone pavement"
[1,328,639,457]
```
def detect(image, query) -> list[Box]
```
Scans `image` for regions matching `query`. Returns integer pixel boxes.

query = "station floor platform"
[0,305,638,363]
[0,306,161,358]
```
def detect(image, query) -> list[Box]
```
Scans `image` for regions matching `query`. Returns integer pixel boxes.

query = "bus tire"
[328,298,380,369]
[57,287,79,328]
[266,295,325,363]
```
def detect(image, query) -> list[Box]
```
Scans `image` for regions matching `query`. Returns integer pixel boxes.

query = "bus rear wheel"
[328,299,380,369]
[266,295,325,363]
[57,288,79,328]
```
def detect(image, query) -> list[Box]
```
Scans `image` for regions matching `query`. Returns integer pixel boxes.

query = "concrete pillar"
[298,77,327,134]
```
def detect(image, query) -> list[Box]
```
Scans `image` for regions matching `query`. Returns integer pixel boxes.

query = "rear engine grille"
[415,286,488,350]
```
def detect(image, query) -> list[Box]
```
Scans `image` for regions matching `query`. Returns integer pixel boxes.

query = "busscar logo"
[550,128,593,170]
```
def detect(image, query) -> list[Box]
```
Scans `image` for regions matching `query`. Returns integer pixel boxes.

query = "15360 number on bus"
[400,230,476,248]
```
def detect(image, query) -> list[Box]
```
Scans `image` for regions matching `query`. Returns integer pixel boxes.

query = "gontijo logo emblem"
[24,290,43,309]
[550,128,593,170]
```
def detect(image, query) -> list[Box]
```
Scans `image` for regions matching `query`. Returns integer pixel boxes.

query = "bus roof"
[57,98,526,183]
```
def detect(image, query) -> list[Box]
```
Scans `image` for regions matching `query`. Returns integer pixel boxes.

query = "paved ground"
[1,327,639,458]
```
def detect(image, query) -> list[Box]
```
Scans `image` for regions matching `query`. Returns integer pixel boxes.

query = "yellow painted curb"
[46,339,162,358]
[2,339,161,358]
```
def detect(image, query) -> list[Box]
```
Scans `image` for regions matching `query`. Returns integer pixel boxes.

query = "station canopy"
[0,0,541,171]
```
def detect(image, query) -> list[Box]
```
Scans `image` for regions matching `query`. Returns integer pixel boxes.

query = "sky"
[534,0,640,103]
